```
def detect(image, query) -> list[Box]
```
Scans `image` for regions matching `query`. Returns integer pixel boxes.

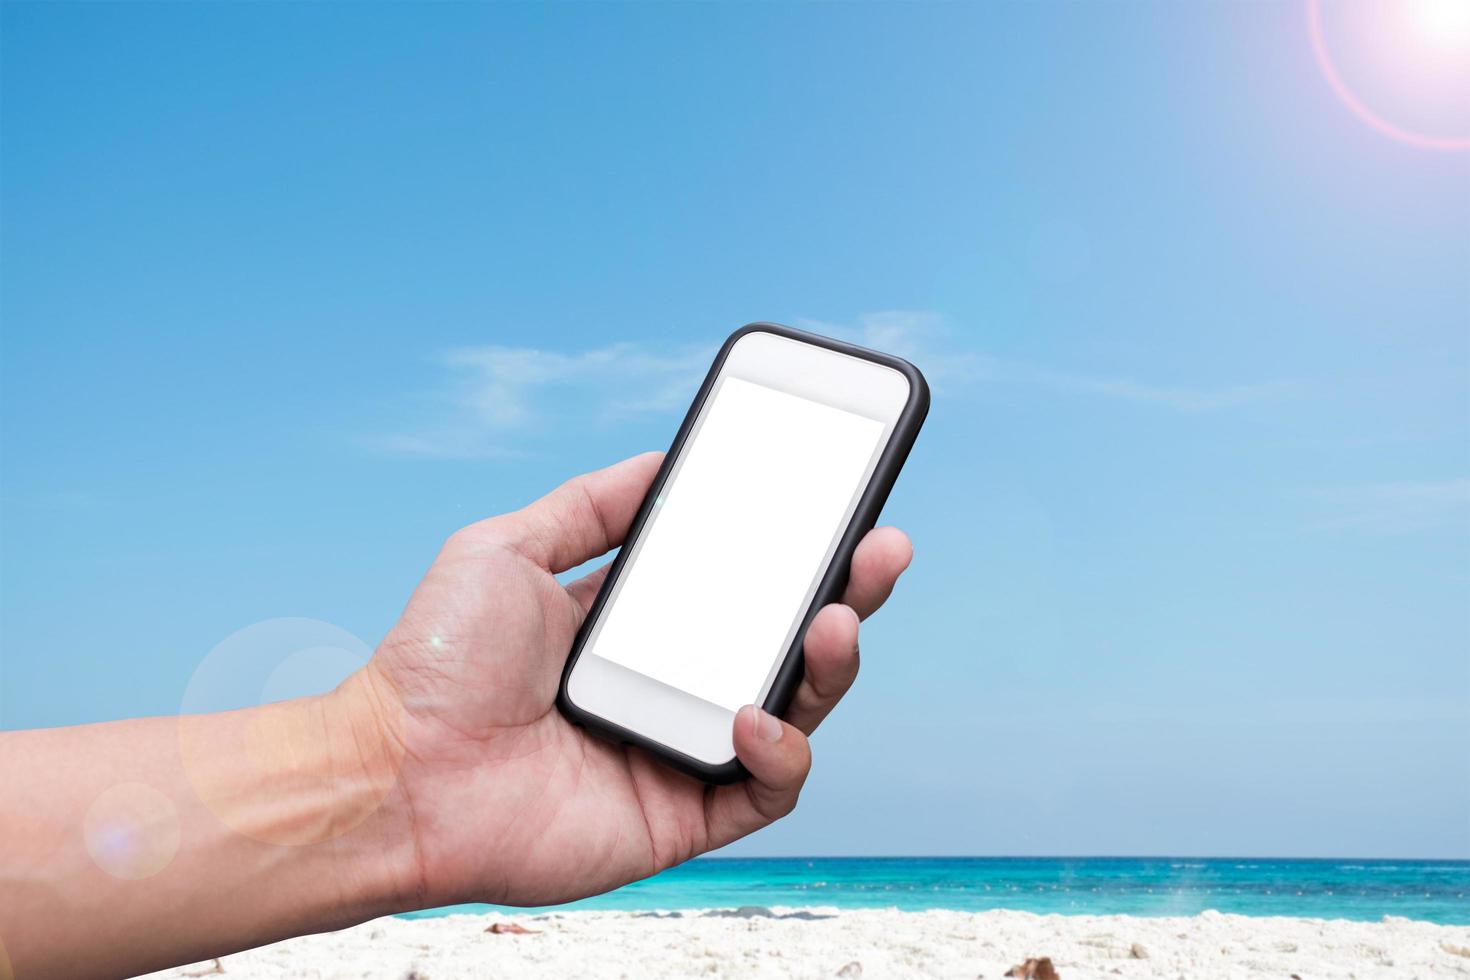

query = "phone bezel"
[556,322,930,783]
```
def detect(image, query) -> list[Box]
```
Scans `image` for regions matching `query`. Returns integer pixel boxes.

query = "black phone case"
[555,322,930,784]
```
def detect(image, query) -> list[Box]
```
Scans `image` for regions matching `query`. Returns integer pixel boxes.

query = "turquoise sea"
[402,857,1470,926]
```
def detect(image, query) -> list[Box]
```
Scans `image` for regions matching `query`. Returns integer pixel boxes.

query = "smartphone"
[557,322,929,783]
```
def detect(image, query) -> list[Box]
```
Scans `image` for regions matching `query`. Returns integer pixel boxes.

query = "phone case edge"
[555,321,930,784]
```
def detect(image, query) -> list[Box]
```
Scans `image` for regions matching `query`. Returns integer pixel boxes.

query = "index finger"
[481,451,664,572]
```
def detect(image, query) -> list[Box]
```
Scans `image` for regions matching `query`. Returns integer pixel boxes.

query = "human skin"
[0,452,913,979]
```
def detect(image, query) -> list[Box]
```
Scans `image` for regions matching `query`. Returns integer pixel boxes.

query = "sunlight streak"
[1307,0,1470,150]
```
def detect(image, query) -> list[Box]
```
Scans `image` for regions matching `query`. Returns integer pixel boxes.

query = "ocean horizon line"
[695,854,1470,863]
[401,854,1470,926]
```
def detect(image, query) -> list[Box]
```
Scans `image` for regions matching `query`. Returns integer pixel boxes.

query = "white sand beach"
[147,907,1470,979]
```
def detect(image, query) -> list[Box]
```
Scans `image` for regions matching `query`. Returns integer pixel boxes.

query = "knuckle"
[441,524,479,555]
[443,516,512,557]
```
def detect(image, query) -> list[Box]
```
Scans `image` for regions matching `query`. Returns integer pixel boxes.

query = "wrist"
[179,670,421,926]
[320,667,425,918]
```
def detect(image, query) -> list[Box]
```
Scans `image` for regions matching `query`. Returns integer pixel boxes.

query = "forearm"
[0,671,420,979]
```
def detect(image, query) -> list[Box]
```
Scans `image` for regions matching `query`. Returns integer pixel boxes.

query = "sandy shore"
[147,907,1470,979]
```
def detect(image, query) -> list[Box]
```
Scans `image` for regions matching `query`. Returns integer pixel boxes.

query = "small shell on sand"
[484,923,538,935]
[1003,956,1058,979]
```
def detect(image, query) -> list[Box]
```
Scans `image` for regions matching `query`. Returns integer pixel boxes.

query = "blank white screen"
[587,376,885,712]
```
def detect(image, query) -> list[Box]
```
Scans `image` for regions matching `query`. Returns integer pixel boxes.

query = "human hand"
[360,451,913,909]
[0,451,912,978]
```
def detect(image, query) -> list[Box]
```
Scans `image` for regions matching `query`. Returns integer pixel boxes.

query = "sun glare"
[1407,0,1470,48]
[1308,0,1470,151]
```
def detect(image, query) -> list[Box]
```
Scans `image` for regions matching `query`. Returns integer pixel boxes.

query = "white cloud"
[792,311,996,384]
[370,311,1294,458]
[797,311,1293,410]
[368,342,712,459]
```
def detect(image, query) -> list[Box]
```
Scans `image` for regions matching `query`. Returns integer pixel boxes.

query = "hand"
[0,450,912,978]
[362,451,913,909]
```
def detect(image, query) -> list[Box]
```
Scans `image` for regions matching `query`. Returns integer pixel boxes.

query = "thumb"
[702,705,812,851]
[494,452,663,572]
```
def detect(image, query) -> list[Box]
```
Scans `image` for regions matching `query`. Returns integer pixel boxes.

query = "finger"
[703,706,812,851]
[565,561,611,613]
[842,526,913,620]
[784,604,860,735]
[489,452,663,573]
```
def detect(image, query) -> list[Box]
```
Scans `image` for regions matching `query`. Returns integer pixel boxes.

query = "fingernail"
[749,706,783,743]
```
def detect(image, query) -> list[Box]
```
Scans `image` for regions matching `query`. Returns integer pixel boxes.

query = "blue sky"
[2,2,1466,859]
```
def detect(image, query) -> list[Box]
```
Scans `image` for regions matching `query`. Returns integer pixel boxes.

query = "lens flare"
[1308,0,1470,150]
[1408,0,1470,48]
[177,618,403,847]
[82,782,181,880]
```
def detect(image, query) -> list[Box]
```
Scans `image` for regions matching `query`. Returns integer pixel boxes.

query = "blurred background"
[2,1,1466,861]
